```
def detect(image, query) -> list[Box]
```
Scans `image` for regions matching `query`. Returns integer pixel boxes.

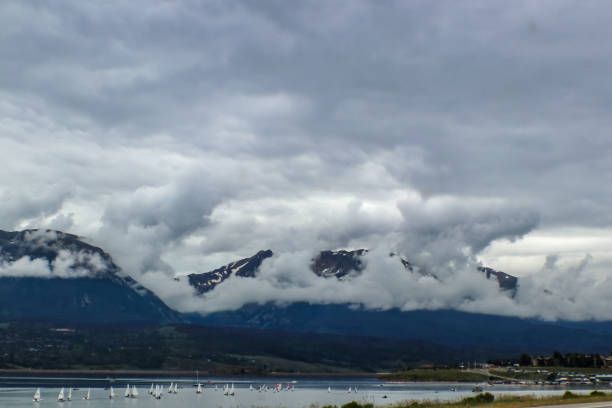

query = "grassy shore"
[327,391,612,408]
[393,391,612,408]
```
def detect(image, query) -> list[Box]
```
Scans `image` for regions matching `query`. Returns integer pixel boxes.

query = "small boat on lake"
[33,388,41,402]
[57,387,65,402]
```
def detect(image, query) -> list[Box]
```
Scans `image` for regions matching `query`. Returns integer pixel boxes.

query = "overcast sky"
[2,1,612,320]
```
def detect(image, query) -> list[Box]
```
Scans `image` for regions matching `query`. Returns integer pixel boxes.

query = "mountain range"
[1,228,611,362]
[186,248,518,294]
[0,230,180,324]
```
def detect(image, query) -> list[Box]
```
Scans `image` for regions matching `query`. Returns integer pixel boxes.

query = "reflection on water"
[0,377,607,408]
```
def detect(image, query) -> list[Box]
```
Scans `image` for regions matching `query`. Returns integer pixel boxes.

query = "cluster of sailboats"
[195,382,235,395]
[32,387,91,402]
[33,382,177,402]
[146,382,178,399]
[33,380,350,402]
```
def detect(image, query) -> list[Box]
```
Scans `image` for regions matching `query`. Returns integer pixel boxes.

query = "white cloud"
[0,249,105,279]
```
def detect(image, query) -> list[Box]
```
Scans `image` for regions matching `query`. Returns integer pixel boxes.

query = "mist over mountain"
[185,248,518,295]
[2,228,612,356]
[0,229,181,324]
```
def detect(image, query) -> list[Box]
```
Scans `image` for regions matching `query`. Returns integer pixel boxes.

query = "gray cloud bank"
[1,1,611,320]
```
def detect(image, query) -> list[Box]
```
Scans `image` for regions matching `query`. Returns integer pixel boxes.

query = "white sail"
[125,384,130,397]
[67,387,72,401]
[57,387,65,401]
[155,384,161,399]
[150,383,154,394]
[328,386,331,393]
[249,384,254,391]
[109,386,114,399]
[348,386,352,393]
[174,383,179,393]
[196,383,202,394]
[33,388,41,402]
[83,388,90,400]
[169,382,174,393]
[230,383,235,396]
[131,385,138,398]
[223,384,229,395]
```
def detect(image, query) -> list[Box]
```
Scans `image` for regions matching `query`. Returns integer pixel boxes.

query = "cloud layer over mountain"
[1,0,611,320]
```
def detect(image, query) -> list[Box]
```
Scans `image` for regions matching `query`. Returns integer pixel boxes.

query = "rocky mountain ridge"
[3,229,612,356]
[186,248,518,295]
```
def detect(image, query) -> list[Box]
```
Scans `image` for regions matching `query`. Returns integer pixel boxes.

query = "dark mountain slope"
[0,229,180,324]
[192,302,612,354]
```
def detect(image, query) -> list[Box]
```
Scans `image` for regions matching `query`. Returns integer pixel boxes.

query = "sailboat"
[249,384,254,391]
[174,383,179,393]
[33,388,41,402]
[168,382,174,394]
[229,383,235,396]
[223,384,229,396]
[328,386,331,393]
[83,388,91,400]
[130,385,138,398]
[196,382,202,394]
[348,386,352,393]
[57,387,65,402]
[154,384,161,399]
[109,386,115,399]
[149,383,154,395]
[354,386,358,393]
[67,388,72,401]
[125,384,131,397]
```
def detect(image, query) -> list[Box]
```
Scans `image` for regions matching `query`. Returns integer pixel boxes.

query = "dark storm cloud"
[1,0,611,319]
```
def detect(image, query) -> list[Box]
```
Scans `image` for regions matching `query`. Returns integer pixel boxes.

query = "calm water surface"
[0,377,608,408]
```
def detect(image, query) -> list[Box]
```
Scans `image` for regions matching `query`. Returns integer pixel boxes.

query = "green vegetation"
[0,321,453,374]
[320,402,374,408]
[379,369,489,382]
[461,393,495,404]
[488,369,549,381]
[561,391,578,399]
[388,391,612,408]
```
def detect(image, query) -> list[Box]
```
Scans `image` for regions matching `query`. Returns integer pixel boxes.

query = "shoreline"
[0,369,377,379]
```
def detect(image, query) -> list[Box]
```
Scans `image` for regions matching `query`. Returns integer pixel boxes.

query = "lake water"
[0,377,609,408]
